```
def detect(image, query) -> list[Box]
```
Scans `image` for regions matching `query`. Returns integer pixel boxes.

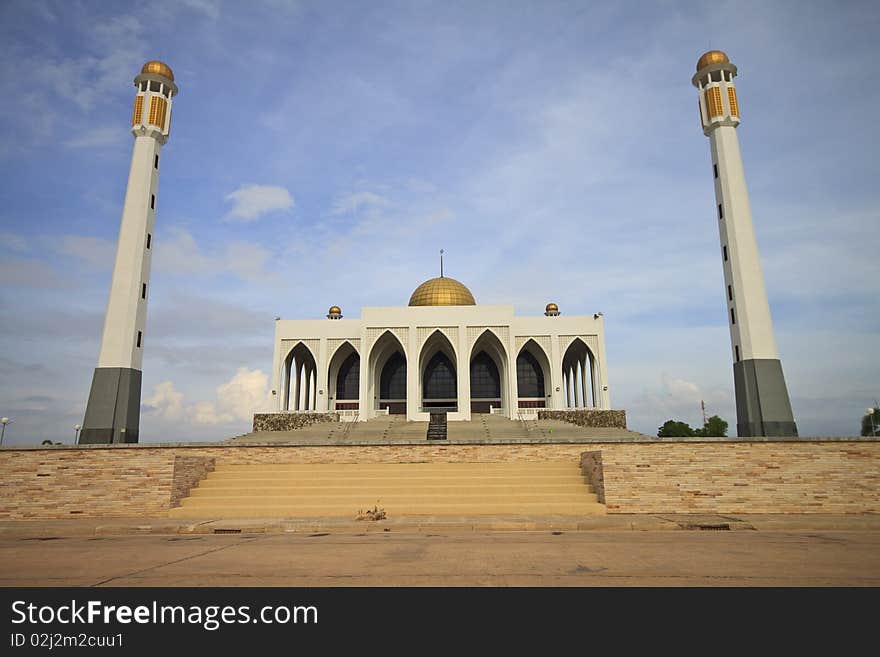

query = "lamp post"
[0,417,8,446]
[867,408,877,437]
[74,424,82,444]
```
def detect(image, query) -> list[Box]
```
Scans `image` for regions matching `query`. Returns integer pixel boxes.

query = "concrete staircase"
[169,461,606,518]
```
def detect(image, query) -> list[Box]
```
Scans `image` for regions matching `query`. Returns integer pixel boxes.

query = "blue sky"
[0,0,877,444]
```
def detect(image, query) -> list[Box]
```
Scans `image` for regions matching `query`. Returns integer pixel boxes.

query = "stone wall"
[253,412,339,432]
[170,455,215,507]
[539,409,627,429]
[0,439,878,518]
[580,451,606,504]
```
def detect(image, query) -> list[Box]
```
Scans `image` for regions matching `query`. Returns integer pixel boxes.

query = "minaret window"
[150,194,155,210]
[718,203,723,219]
[141,283,146,299]
[728,285,733,301]
[154,154,159,169]
[713,163,718,178]
[730,308,736,325]
[137,331,143,348]
[146,233,152,249]
[723,245,728,261]
[735,345,740,362]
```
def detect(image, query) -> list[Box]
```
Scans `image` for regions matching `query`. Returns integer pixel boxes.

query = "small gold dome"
[696,50,729,72]
[329,306,341,314]
[546,302,559,312]
[141,60,174,81]
[408,277,476,306]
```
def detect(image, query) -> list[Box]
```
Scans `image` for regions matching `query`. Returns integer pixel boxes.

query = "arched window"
[423,352,457,400]
[516,350,545,398]
[380,352,407,399]
[470,351,500,399]
[335,352,359,400]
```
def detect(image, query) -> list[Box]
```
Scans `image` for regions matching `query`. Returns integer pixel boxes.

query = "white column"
[294,362,302,411]
[581,359,589,408]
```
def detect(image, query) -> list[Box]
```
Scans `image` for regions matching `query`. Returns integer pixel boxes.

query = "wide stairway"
[169,461,605,518]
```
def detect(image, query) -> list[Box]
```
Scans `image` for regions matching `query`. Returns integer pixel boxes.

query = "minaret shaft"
[80,61,177,444]
[694,51,797,437]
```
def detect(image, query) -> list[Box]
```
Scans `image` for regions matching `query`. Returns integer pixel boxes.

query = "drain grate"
[213,528,242,534]
[682,523,731,531]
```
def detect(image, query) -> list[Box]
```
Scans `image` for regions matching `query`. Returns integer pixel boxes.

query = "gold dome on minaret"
[696,50,730,72]
[141,60,174,81]
[409,277,476,306]
[329,306,341,315]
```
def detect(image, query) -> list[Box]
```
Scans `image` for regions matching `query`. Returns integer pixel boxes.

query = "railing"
[338,414,359,440]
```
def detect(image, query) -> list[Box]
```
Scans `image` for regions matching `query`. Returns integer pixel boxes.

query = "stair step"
[169,502,606,518]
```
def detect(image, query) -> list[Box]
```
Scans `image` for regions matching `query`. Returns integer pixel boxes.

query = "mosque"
[78,49,797,443]
[272,273,610,423]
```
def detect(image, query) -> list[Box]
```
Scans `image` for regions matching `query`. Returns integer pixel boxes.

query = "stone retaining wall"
[538,409,627,429]
[253,412,338,432]
[0,440,877,518]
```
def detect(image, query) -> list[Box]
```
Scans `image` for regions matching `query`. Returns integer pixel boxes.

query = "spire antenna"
[440,249,444,277]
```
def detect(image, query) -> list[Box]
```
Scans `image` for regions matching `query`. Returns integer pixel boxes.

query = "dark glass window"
[730,308,736,324]
[423,352,457,399]
[154,154,159,169]
[713,163,718,178]
[380,352,406,399]
[141,283,146,299]
[517,351,545,398]
[146,233,152,249]
[136,331,142,348]
[727,284,733,301]
[718,203,723,219]
[151,194,155,210]
[723,245,728,261]
[470,351,500,399]
[735,345,740,362]
[335,353,359,400]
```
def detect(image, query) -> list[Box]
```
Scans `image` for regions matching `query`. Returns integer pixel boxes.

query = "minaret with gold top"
[693,50,797,437]
[80,61,179,444]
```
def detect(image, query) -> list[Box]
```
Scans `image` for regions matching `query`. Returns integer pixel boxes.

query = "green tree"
[657,420,695,438]
[695,415,728,437]
[862,407,879,437]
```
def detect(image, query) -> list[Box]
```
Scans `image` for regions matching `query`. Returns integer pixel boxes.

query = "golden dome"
[141,60,174,81]
[696,50,729,72]
[408,277,476,306]
[546,302,559,312]
[328,306,341,314]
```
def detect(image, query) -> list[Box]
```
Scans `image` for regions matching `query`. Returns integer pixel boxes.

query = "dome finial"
[440,248,444,278]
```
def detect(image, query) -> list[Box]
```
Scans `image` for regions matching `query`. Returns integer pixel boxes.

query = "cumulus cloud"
[331,191,392,216]
[142,368,272,427]
[224,185,294,222]
[632,373,731,431]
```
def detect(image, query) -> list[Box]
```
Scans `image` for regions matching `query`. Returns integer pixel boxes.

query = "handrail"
[338,414,359,440]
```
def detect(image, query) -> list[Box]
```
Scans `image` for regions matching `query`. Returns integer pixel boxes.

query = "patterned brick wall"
[0,440,877,518]
[538,410,627,428]
[253,412,338,432]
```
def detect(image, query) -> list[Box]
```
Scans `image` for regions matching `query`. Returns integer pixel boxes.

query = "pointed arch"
[327,340,360,410]
[368,330,407,414]
[516,338,551,408]
[469,329,508,413]
[561,337,597,408]
[419,329,458,411]
[282,341,318,411]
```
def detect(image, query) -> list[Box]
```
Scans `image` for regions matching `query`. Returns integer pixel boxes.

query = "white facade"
[271,301,611,422]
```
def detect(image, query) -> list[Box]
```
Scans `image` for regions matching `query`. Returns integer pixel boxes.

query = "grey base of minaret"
[79,368,141,444]
[733,359,798,437]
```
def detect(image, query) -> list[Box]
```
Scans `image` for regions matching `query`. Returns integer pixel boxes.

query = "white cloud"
[631,373,731,431]
[331,191,392,216]
[142,368,271,427]
[53,235,116,269]
[143,380,185,421]
[153,228,275,283]
[64,126,125,149]
[224,184,294,222]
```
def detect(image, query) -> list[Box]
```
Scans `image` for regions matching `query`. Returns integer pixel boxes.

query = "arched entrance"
[328,342,359,411]
[368,331,408,415]
[282,342,318,411]
[561,338,597,408]
[469,330,508,414]
[516,339,550,410]
[420,330,457,412]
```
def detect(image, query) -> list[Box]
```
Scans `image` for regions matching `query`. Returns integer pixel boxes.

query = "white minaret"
[80,61,179,444]
[693,50,797,437]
